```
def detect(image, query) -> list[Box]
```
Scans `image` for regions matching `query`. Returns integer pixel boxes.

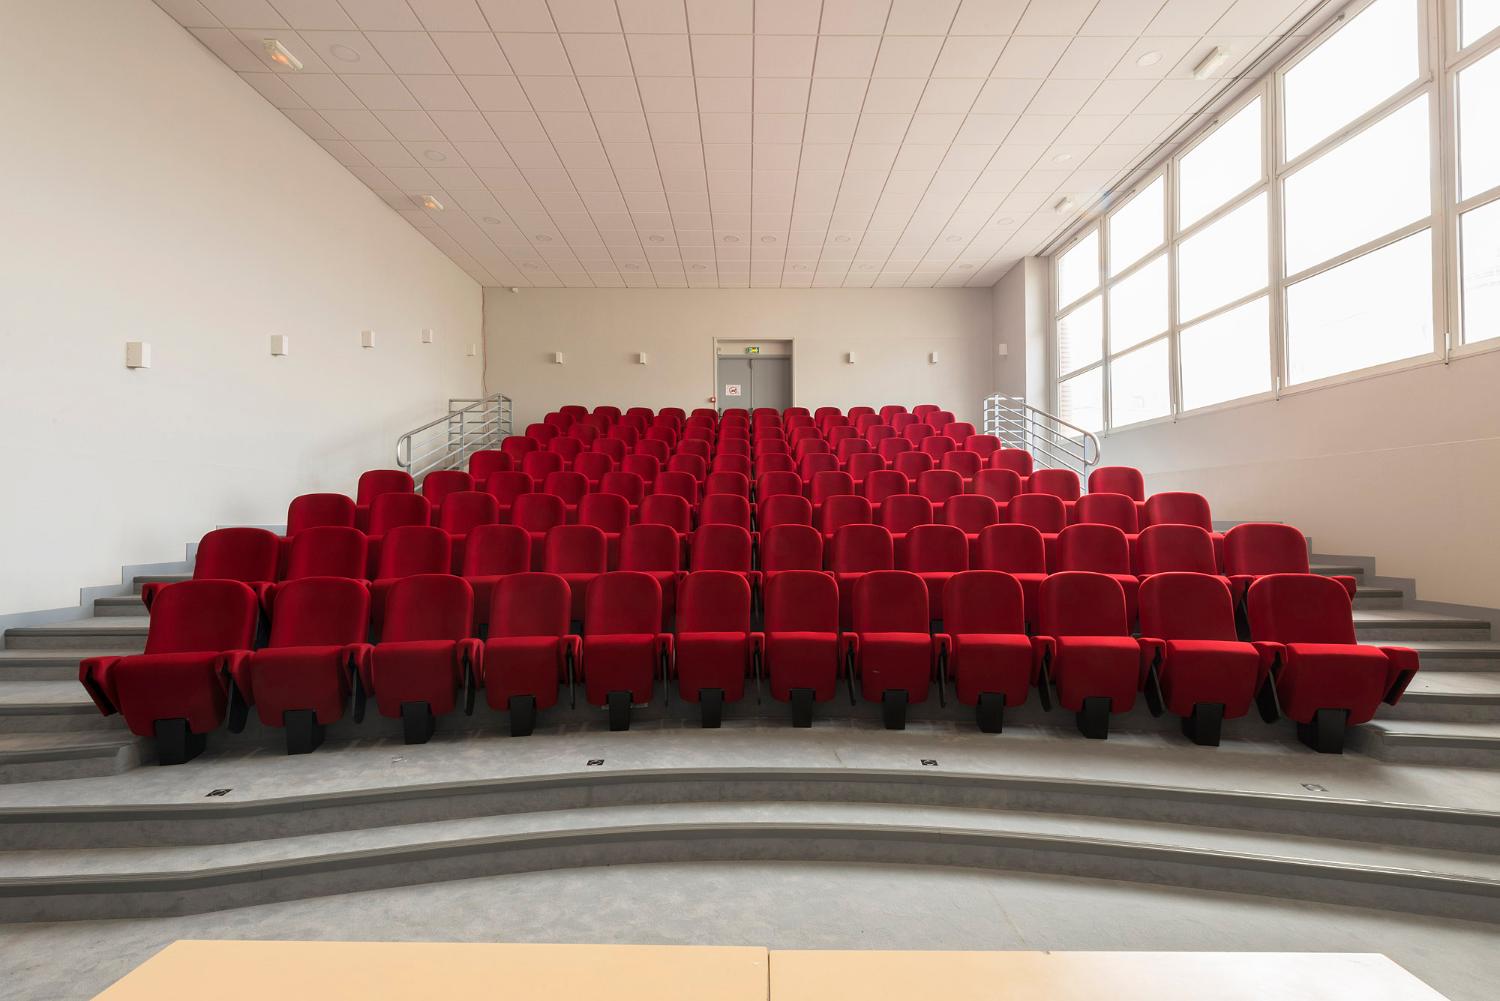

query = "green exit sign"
[745,346,760,354]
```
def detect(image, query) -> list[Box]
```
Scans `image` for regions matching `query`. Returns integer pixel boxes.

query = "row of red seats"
[79,568,1417,762]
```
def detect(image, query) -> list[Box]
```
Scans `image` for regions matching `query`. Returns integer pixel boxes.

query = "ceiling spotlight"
[1192,46,1228,80]
[422,149,447,162]
[329,43,361,63]
[262,39,303,70]
[722,234,741,243]
[1053,195,1075,213]
[1052,153,1073,163]
[534,234,552,242]
[1135,50,1162,67]
[418,194,444,210]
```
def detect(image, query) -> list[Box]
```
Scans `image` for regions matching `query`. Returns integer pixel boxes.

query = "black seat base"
[1298,708,1349,754]
[283,709,325,755]
[401,701,436,745]
[1182,702,1225,747]
[508,694,537,737]
[1076,696,1111,739]
[153,718,206,766]
[881,690,908,730]
[790,688,815,728]
[699,688,724,728]
[976,692,1005,733]
[607,690,631,731]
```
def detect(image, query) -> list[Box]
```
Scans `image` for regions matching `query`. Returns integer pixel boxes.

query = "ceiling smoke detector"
[1136,50,1162,67]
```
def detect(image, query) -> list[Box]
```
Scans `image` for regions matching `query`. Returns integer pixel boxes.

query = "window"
[1283,96,1431,275]
[1108,178,1164,275]
[1458,48,1500,198]
[1286,230,1434,384]
[1057,231,1099,307]
[1179,297,1273,410]
[1110,340,1171,428]
[1283,0,1420,159]
[1178,98,1263,229]
[1108,254,1167,352]
[1178,193,1269,323]
[1461,198,1500,343]
[1057,296,1102,375]
[1057,368,1103,434]
[1463,0,1500,47]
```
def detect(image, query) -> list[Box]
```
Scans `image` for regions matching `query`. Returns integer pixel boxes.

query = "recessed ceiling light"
[1052,153,1073,163]
[262,39,303,71]
[481,216,502,224]
[857,264,877,271]
[422,149,446,162]
[760,235,776,243]
[534,234,552,242]
[834,235,851,243]
[648,234,664,243]
[1136,50,1162,67]
[791,264,808,271]
[1053,195,1075,213]
[1192,46,1228,80]
[994,217,1015,225]
[624,263,640,270]
[418,194,444,210]
[329,43,361,63]
[721,234,740,243]
[690,264,707,270]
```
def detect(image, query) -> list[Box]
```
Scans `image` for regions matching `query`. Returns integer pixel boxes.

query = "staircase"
[2,550,1497,782]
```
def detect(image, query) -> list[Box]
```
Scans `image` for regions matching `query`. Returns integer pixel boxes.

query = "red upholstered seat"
[862,469,909,519]
[543,524,609,621]
[580,572,671,729]
[940,449,981,488]
[1034,571,1146,739]
[654,469,700,506]
[845,452,886,490]
[938,570,1037,731]
[573,451,614,491]
[842,570,936,728]
[618,523,683,629]
[638,493,693,534]
[819,494,873,544]
[361,574,479,743]
[689,524,760,597]
[762,570,841,724]
[756,471,804,501]
[1246,573,1418,753]
[281,526,367,583]
[944,494,999,563]
[990,449,1033,479]
[1137,572,1267,745]
[1088,465,1146,502]
[622,452,661,486]
[542,470,589,518]
[511,493,567,568]
[521,450,563,482]
[1225,522,1357,601]
[974,524,1047,633]
[438,491,500,571]
[964,434,1001,458]
[229,576,372,754]
[901,524,968,621]
[468,451,512,485]
[286,493,356,536]
[421,469,474,524]
[1145,491,1224,567]
[578,492,630,567]
[673,571,759,724]
[755,452,795,475]
[355,469,414,531]
[916,468,963,521]
[706,470,751,498]
[141,527,281,612]
[759,493,813,531]
[598,470,645,508]
[876,437,911,461]
[1055,524,1140,628]
[761,523,824,573]
[700,493,753,532]
[1134,524,1223,582]
[829,524,894,628]
[462,524,531,630]
[892,450,933,482]
[878,493,932,559]
[79,579,260,764]
[484,470,532,522]
[369,525,451,627]
[1073,492,1139,534]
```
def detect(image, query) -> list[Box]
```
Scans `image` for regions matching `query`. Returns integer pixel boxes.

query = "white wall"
[0,0,482,615]
[991,258,1050,401]
[1102,350,1500,608]
[484,288,997,429]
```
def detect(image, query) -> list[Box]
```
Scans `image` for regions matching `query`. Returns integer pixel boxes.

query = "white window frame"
[1048,0,1500,436]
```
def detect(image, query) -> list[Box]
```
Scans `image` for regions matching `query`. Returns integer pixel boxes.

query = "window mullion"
[1269,67,1288,398]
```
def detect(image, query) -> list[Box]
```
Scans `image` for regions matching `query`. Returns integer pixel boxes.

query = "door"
[748,356,792,412]
[717,356,752,412]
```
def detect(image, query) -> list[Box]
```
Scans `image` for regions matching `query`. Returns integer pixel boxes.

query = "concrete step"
[1385,672,1500,723]
[1311,563,1366,580]
[0,732,144,785]
[93,595,146,617]
[1350,720,1500,768]
[0,650,94,682]
[1,798,1497,924]
[1399,641,1500,672]
[3,617,148,653]
[1352,587,1405,610]
[1352,608,1491,642]
[0,681,118,733]
[131,574,186,595]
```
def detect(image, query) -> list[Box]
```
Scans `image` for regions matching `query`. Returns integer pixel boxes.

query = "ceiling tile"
[628,34,694,74]
[496,33,573,74]
[476,0,555,31]
[756,0,823,34]
[685,0,752,33]
[884,0,959,34]
[618,0,688,33]
[814,35,880,76]
[366,31,451,73]
[933,35,1005,77]
[407,0,488,31]
[872,35,943,77]
[755,35,818,76]
[463,75,532,111]
[430,32,512,73]
[546,0,621,32]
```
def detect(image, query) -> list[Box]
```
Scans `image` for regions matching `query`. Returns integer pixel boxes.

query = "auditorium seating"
[83,404,1418,756]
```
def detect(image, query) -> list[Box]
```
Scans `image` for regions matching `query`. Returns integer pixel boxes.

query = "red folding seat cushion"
[674,571,758,706]
[543,524,609,620]
[79,579,260,752]
[828,524,894,628]
[1138,573,1265,724]
[940,571,1036,713]
[287,493,356,535]
[230,576,372,737]
[1246,574,1418,733]
[762,570,841,705]
[1035,571,1144,720]
[843,570,935,714]
[1225,523,1357,600]
[901,524,968,620]
[462,524,531,629]
[1055,524,1140,627]
[618,524,683,629]
[975,524,1047,632]
[581,572,671,708]
[141,527,281,611]
[362,574,479,727]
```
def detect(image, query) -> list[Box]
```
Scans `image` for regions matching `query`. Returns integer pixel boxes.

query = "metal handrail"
[396,393,513,482]
[982,394,1101,475]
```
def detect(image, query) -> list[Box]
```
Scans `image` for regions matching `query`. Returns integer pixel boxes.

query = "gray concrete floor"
[1,861,1495,1001]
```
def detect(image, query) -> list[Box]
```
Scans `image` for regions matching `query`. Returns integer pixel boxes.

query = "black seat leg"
[1182,703,1225,746]
[699,688,724,728]
[976,693,1005,734]
[607,690,631,731]
[881,690,908,730]
[790,688,815,728]
[283,709,325,755]
[153,718,206,766]
[1076,696,1111,739]
[400,701,435,744]
[1298,708,1349,754]
[508,694,537,737]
